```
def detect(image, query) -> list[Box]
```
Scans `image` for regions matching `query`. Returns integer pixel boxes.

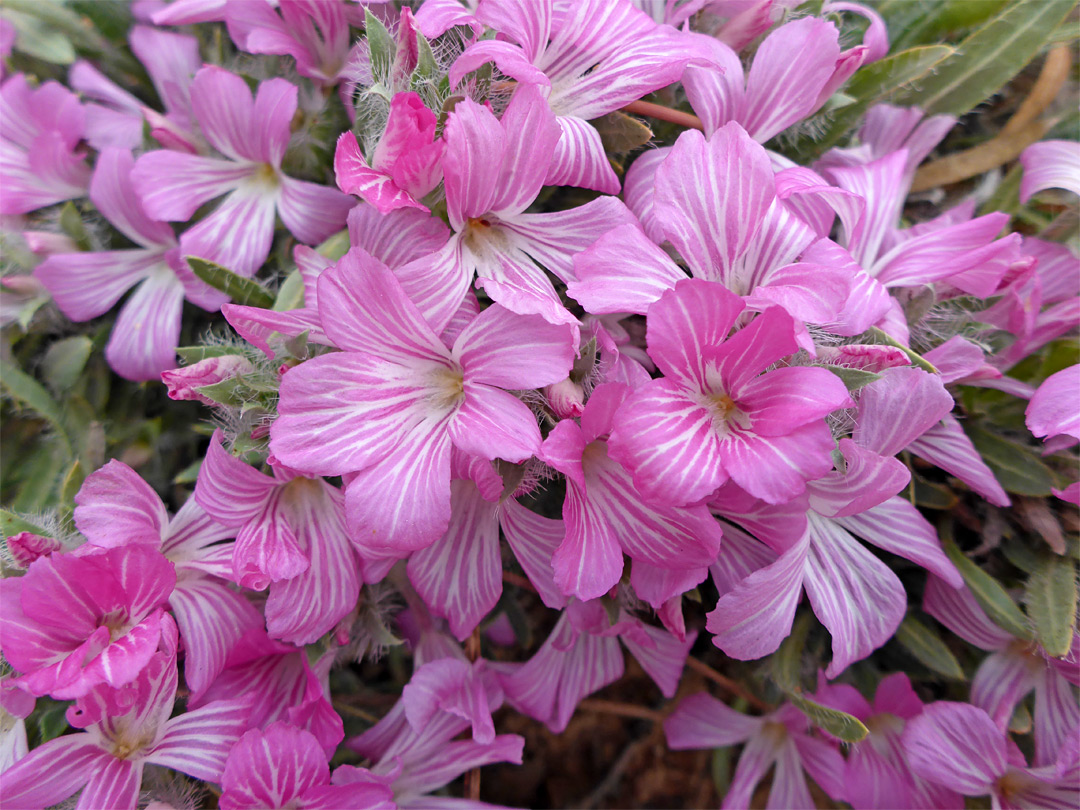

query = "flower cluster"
[1,0,1077,808]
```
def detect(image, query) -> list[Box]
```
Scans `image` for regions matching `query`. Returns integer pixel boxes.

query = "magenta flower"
[70,25,200,151]
[497,599,696,732]
[1027,364,1080,442]
[335,92,445,214]
[608,279,853,506]
[903,701,1080,809]
[131,66,353,276]
[221,722,394,810]
[683,15,879,146]
[924,575,1079,766]
[34,148,226,381]
[539,382,724,602]
[407,466,567,640]
[665,694,846,810]
[392,82,634,333]
[0,623,251,810]
[572,124,857,333]
[224,204,449,357]
[1020,139,1080,202]
[0,544,175,700]
[450,0,702,193]
[195,431,363,645]
[226,0,357,85]
[195,629,344,757]
[161,354,256,405]
[73,459,263,698]
[0,74,90,215]
[813,672,962,809]
[270,246,575,551]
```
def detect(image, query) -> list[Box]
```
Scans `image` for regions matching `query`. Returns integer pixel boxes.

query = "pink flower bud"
[6,531,62,569]
[161,355,254,406]
[816,344,911,372]
[544,378,586,419]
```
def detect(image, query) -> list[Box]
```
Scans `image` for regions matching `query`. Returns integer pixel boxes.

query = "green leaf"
[911,472,958,510]
[0,359,73,454]
[816,365,882,392]
[185,256,274,309]
[58,458,85,508]
[943,537,1033,639]
[978,163,1024,216]
[965,424,1054,497]
[788,693,869,742]
[1026,554,1078,658]
[315,228,350,261]
[34,700,71,745]
[173,458,203,485]
[195,378,252,408]
[59,202,92,251]
[896,615,966,679]
[2,0,108,54]
[771,611,814,693]
[414,30,439,82]
[810,45,954,154]
[2,8,76,64]
[593,111,654,153]
[0,510,50,538]
[273,269,306,312]
[175,346,243,364]
[365,8,395,81]
[41,336,93,395]
[893,0,1076,117]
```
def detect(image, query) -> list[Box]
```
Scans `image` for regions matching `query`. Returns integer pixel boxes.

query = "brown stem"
[502,570,538,592]
[578,698,666,723]
[910,46,1071,192]
[622,100,704,131]
[686,656,770,712]
[463,626,483,801]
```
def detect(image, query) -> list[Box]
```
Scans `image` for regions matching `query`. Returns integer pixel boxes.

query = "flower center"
[429,365,465,411]
[254,162,280,188]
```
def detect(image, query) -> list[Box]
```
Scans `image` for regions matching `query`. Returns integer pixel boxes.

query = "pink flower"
[903,702,1080,808]
[924,575,1079,766]
[0,622,252,810]
[392,82,634,333]
[161,354,256,405]
[539,382,724,601]
[1027,364,1080,442]
[74,459,262,699]
[226,0,357,85]
[4,532,62,569]
[334,92,445,214]
[813,672,962,809]
[450,0,704,192]
[131,66,353,276]
[608,279,853,507]
[0,74,90,215]
[194,431,363,645]
[269,246,575,551]
[0,544,175,700]
[1020,139,1080,202]
[665,695,846,810]
[34,148,226,381]
[221,722,394,810]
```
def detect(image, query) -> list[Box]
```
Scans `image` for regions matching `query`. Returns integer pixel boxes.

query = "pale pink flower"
[1020,139,1080,202]
[131,66,353,276]
[269,246,575,551]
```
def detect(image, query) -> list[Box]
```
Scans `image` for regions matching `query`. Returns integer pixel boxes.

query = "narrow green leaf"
[365,8,395,80]
[175,346,243,364]
[1009,701,1033,734]
[58,459,85,508]
[896,615,966,679]
[1026,555,1078,658]
[771,611,815,693]
[811,45,954,153]
[894,0,1076,117]
[0,360,73,453]
[414,30,439,81]
[41,336,93,395]
[59,202,92,251]
[2,0,108,54]
[273,269,306,312]
[788,693,869,742]
[185,256,274,309]
[173,459,203,485]
[2,8,75,64]
[943,537,1033,639]
[965,424,1054,497]
[911,472,958,510]
[978,164,1023,216]
[315,228,350,261]
[34,700,71,745]
[816,365,882,392]
[875,0,941,51]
